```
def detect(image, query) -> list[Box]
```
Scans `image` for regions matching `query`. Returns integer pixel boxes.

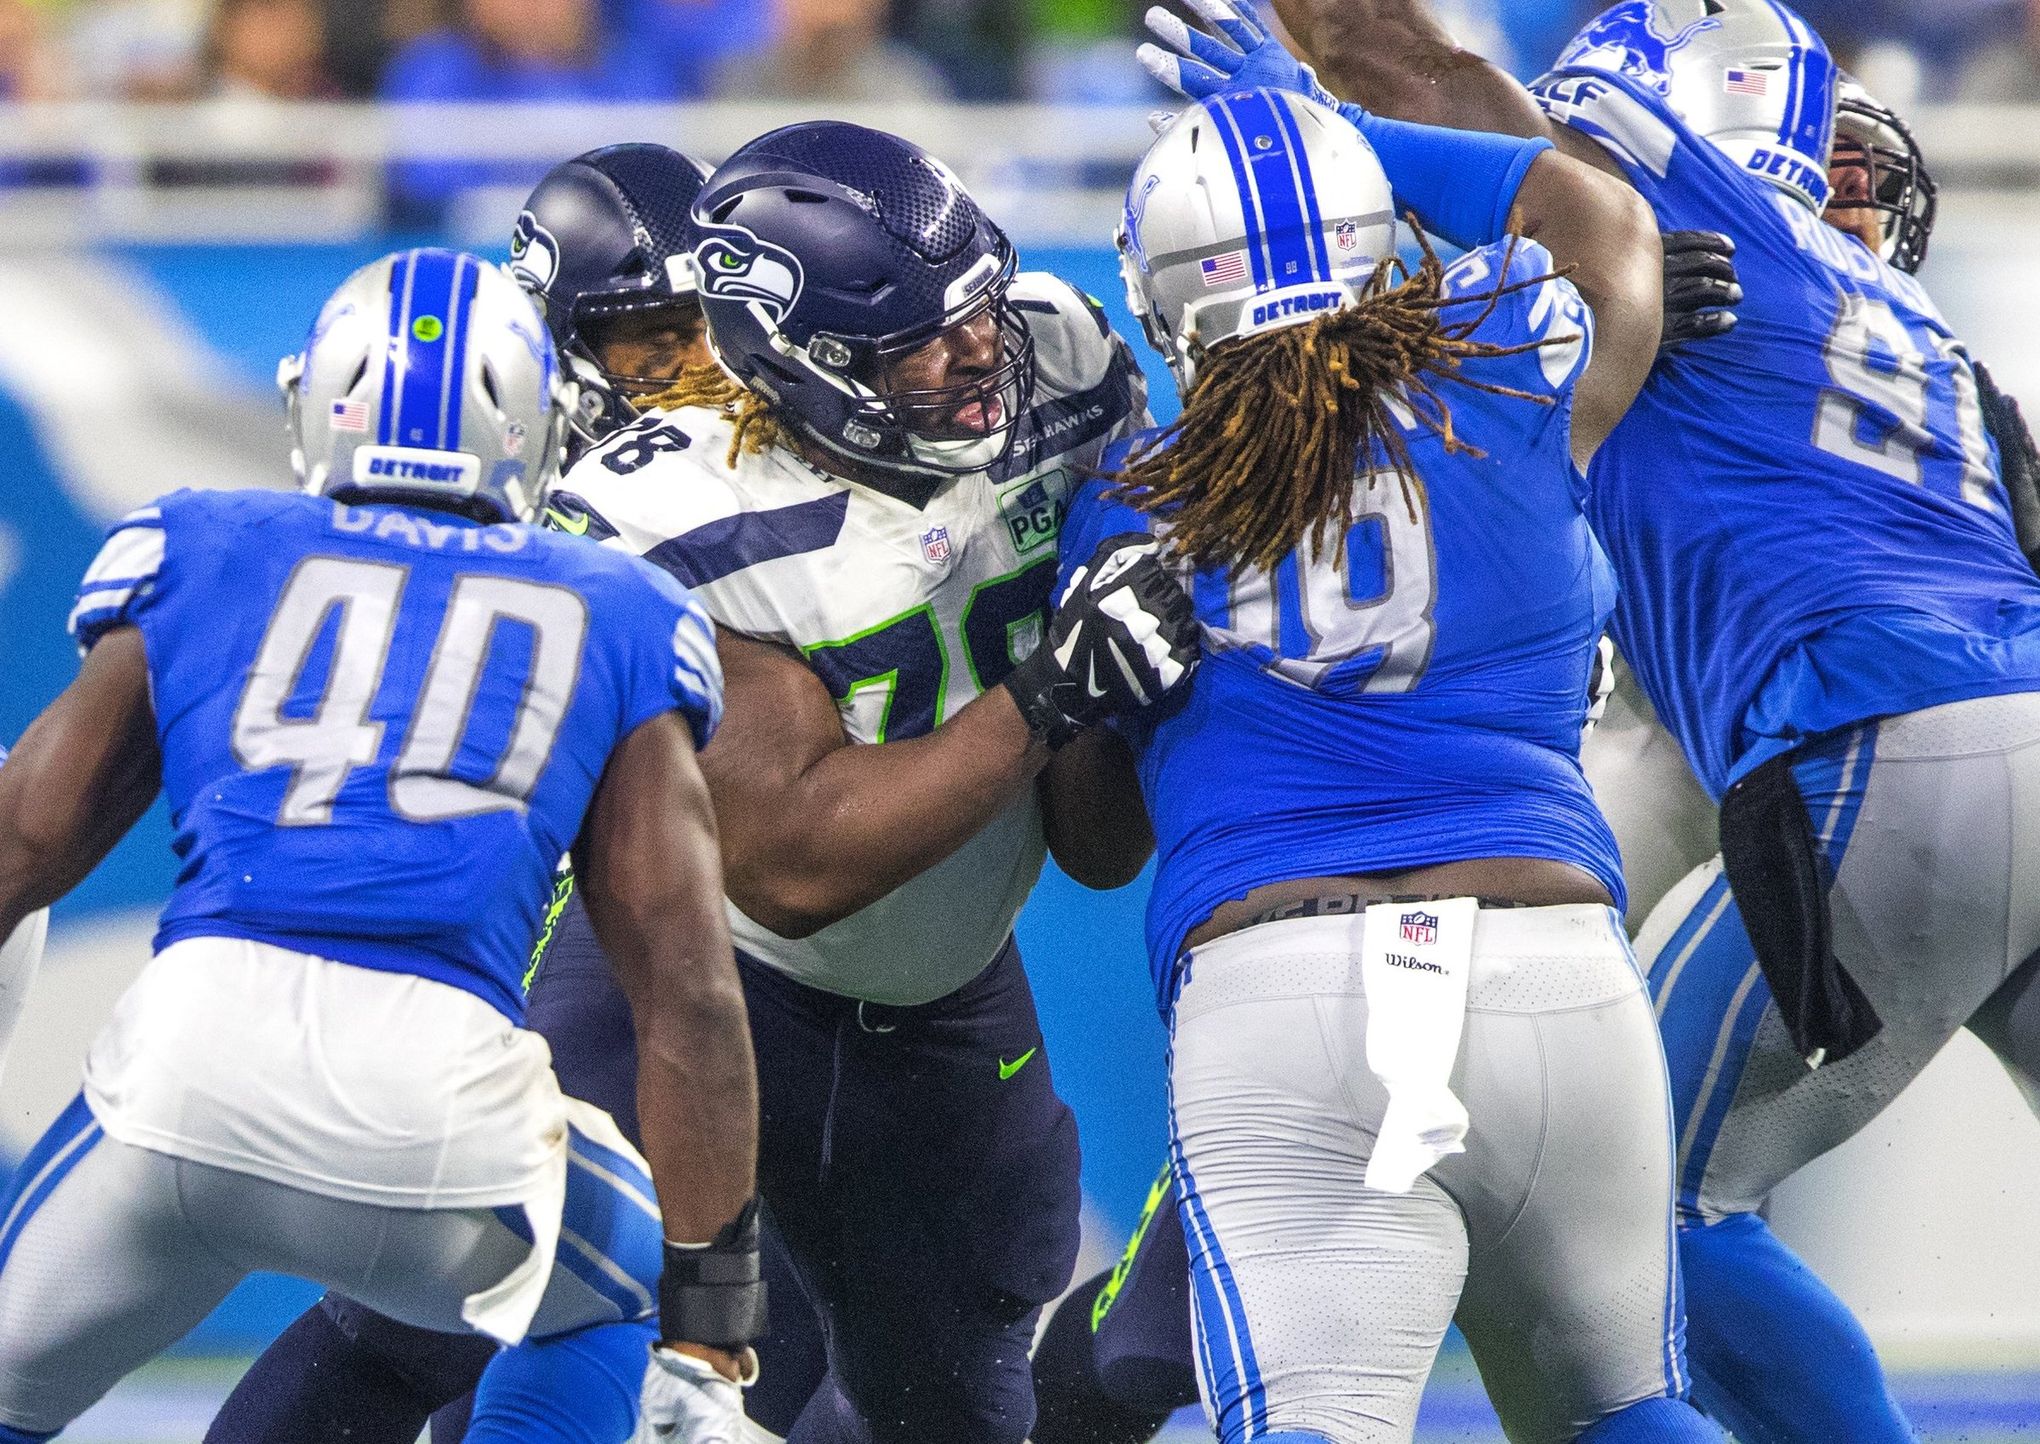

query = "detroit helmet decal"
[1558,1,1722,96]
[695,227,806,323]
[508,210,561,295]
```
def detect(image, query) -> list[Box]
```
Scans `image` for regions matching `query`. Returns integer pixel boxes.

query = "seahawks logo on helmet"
[1557,0,1721,96]
[508,210,561,295]
[695,228,806,323]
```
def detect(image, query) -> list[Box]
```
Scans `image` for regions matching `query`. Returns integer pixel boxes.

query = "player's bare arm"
[575,708,759,1382]
[700,627,1050,940]
[1506,150,1663,464]
[0,626,161,941]
[1040,727,1154,891]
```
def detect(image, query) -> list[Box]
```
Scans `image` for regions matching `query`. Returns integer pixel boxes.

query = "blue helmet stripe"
[440,254,479,450]
[377,251,414,445]
[1220,89,1316,286]
[1203,96,1272,290]
[1270,94,1332,279]
[390,249,461,450]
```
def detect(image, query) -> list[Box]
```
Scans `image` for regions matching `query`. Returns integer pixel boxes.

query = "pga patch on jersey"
[998,468,1072,556]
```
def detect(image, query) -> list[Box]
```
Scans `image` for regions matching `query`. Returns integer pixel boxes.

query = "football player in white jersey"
[531,122,1197,1444]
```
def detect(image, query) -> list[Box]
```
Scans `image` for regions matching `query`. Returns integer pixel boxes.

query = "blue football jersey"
[70,488,721,1019]
[1534,67,2040,798]
[1062,240,1624,1009]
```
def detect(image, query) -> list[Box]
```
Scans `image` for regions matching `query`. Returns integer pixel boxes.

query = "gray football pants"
[0,1100,659,1434]
[1642,690,2040,1220]
[1167,906,1685,1444]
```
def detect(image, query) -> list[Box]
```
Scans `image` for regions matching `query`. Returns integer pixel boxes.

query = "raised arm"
[574,708,759,1379]
[1507,149,1663,466]
[1146,0,1623,173]
[0,627,161,940]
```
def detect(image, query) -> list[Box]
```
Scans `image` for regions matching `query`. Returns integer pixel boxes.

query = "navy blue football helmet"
[507,143,712,447]
[689,122,1035,491]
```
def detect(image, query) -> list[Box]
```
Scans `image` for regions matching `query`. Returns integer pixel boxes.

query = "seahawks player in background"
[0,747,47,1086]
[1149,2,2040,1441]
[207,142,829,1444]
[0,251,761,1442]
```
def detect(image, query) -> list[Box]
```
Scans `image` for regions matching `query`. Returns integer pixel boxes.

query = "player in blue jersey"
[205,145,833,1444]
[1060,85,1713,1442]
[1144,2,2040,1440]
[0,249,765,1443]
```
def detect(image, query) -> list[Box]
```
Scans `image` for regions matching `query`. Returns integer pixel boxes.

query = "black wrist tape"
[660,1196,768,1349]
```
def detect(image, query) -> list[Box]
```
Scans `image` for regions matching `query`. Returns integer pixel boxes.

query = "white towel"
[1361,897,1478,1193]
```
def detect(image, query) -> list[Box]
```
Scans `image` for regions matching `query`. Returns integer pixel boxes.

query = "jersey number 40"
[232,556,588,825]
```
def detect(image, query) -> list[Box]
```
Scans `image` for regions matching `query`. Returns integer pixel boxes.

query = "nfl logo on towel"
[1723,68,1769,96]
[920,526,952,564]
[1200,252,1249,288]
[330,398,370,433]
[1399,911,1438,946]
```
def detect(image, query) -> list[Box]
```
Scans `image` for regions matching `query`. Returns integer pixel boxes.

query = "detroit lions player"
[206,147,830,1444]
[1067,86,1710,1443]
[0,250,763,1443]
[0,747,46,1087]
[1146,3,2040,1441]
[532,123,1196,1444]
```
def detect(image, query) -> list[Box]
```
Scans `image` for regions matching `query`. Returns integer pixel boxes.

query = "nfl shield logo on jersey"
[1399,911,1438,946]
[920,526,952,565]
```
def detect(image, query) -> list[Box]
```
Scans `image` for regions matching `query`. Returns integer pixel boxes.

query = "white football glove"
[633,1346,751,1444]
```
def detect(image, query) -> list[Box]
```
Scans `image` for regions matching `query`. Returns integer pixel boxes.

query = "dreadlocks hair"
[637,367,785,465]
[1109,229,1578,575]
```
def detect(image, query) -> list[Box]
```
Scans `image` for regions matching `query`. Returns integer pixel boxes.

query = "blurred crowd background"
[4,0,2039,117]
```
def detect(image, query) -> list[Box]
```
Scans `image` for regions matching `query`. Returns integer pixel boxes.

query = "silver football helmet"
[278,248,573,525]
[1549,0,1838,212]
[1119,89,1395,393]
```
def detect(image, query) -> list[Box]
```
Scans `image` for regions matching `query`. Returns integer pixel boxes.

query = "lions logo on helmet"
[507,211,562,296]
[1556,0,1720,95]
[694,229,806,323]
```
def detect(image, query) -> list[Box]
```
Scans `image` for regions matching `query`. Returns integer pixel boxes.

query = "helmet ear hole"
[479,362,504,413]
[343,357,370,395]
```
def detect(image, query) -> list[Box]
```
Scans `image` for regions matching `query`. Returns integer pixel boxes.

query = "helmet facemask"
[1827,94,1937,273]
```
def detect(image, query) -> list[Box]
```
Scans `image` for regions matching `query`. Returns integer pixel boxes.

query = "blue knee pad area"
[1680,1213,1913,1444]
[464,1319,654,1444]
[1577,1396,1720,1442]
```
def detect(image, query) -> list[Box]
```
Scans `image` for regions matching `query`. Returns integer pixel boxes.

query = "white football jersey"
[555,273,1150,1005]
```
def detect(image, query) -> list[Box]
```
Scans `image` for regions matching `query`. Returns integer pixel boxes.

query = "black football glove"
[1659,230,1741,354]
[1004,534,1201,748]
[1976,360,2040,574]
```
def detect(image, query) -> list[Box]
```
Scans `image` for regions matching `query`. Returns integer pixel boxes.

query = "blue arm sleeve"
[1340,107,1551,252]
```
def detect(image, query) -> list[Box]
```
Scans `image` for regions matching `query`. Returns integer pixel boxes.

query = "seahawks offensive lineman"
[541,123,1196,1444]
[1148,3,2040,1441]
[0,749,46,1087]
[0,251,763,1442]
